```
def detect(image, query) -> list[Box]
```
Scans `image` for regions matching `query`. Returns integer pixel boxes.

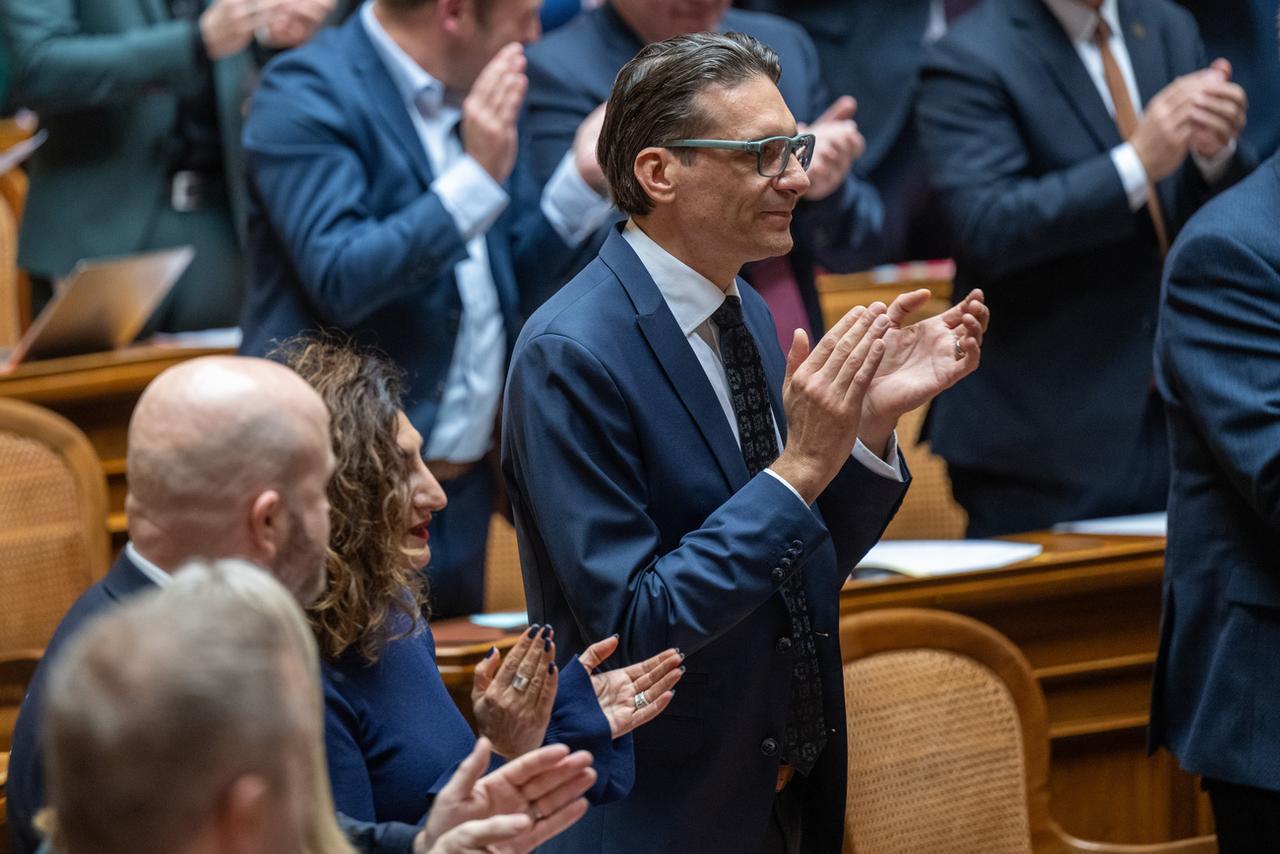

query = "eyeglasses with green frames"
[658,133,816,178]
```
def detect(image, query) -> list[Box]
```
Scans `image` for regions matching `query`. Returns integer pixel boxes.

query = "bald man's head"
[125,357,335,601]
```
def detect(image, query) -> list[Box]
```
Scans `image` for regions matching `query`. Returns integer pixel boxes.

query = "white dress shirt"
[1041,0,1236,212]
[125,542,172,588]
[621,221,904,509]
[361,3,612,462]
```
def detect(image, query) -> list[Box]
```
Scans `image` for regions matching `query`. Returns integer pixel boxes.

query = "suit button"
[775,637,792,654]
[771,567,785,583]
[780,556,793,569]
[760,737,779,757]
[791,539,803,550]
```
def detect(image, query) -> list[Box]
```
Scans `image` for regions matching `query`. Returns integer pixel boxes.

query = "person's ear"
[437,0,470,37]
[634,148,679,207]
[216,774,273,854]
[248,490,284,565]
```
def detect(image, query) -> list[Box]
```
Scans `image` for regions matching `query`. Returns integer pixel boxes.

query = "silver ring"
[512,673,529,692]
[633,690,649,709]
[953,337,965,360]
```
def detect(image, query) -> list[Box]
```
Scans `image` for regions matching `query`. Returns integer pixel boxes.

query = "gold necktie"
[1094,17,1169,256]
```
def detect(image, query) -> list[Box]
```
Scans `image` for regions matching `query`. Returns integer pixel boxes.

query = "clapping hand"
[257,0,335,48]
[797,96,864,202]
[1188,59,1247,160]
[463,43,528,184]
[578,636,683,739]
[857,288,988,453]
[472,625,558,758]
[419,738,594,854]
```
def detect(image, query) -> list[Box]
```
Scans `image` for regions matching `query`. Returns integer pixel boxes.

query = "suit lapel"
[1011,0,1120,151]
[347,19,437,191]
[1117,0,1166,108]
[600,231,751,491]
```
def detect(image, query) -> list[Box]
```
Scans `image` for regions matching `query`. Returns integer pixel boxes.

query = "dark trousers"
[424,463,493,618]
[758,777,805,854]
[948,394,1169,538]
[1204,777,1280,853]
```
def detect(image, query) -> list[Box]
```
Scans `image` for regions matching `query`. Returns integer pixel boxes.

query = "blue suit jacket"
[915,0,1253,525]
[523,2,885,335]
[5,551,421,854]
[501,227,909,853]
[1150,153,1280,792]
[237,14,578,441]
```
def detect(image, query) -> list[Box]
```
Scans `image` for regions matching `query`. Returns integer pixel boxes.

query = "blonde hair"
[42,560,353,854]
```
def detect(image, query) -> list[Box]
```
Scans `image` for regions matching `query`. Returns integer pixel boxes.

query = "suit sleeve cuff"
[541,151,614,246]
[434,155,510,242]
[1192,138,1237,185]
[1110,142,1149,211]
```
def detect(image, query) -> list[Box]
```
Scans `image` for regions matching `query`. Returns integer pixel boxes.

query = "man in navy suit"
[503,33,988,853]
[239,0,612,616]
[1151,152,1280,849]
[7,357,596,854]
[522,0,884,349]
[916,0,1254,537]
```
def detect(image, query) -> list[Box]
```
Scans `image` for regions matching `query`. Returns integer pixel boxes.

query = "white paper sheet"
[1051,512,1166,537]
[469,611,528,630]
[854,540,1044,578]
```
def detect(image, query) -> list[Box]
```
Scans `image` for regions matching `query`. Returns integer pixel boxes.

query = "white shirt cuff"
[764,432,905,507]
[1192,137,1237,185]
[852,434,905,482]
[541,150,615,246]
[434,155,510,242]
[1110,143,1149,212]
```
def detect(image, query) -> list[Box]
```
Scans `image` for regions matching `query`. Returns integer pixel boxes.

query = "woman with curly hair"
[282,337,685,827]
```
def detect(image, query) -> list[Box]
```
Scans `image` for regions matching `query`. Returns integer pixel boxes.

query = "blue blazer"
[1150,153,1280,792]
[237,14,578,441]
[915,0,1253,518]
[501,227,909,853]
[522,2,886,335]
[5,551,423,854]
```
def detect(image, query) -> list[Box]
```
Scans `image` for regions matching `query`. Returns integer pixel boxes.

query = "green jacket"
[1,0,250,278]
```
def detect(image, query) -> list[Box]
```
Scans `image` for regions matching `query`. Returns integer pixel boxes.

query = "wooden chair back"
[0,399,109,748]
[0,179,20,348]
[484,514,527,614]
[840,608,1216,854]
[880,402,967,540]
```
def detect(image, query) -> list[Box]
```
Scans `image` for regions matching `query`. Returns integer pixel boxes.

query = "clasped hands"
[771,289,989,505]
[1131,58,1247,182]
[200,0,335,59]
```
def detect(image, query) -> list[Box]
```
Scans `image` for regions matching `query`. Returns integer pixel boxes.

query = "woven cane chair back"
[841,609,1049,854]
[880,402,967,540]
[484,514,526,614]
[0,399,109,745]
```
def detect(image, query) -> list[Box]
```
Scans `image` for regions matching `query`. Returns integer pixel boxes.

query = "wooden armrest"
[1051,821,1216,854]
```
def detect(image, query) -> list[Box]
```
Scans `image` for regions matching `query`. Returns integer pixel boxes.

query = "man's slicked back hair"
[598,31,782,217]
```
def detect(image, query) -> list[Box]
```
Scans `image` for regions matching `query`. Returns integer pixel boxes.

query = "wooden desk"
[0,346,235,551]
[843,531,1207,845]
[432,533,1201,845]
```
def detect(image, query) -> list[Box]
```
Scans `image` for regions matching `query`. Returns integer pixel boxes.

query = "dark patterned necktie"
[711,295,827,776]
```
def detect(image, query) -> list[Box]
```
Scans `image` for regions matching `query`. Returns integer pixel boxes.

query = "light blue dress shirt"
[361,3,611,462]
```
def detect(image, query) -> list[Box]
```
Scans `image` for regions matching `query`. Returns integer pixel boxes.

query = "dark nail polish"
[527,624,540,638]
[540,624,551,639]
[612,632,620,639]
[485,646,496,659]
[548,662,555,674]
[674,647,682,655]
[679,665,686,673]
[544,639,550,653]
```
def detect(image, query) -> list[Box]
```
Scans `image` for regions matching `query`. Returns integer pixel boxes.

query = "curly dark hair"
[275,334,428,663]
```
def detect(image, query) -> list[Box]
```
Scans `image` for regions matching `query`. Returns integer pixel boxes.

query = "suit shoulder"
[526,7,611,75]
[517,259,628,351]
[920,5,1009,76]
[246,30,359,143]
[1171,159,1280,267]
